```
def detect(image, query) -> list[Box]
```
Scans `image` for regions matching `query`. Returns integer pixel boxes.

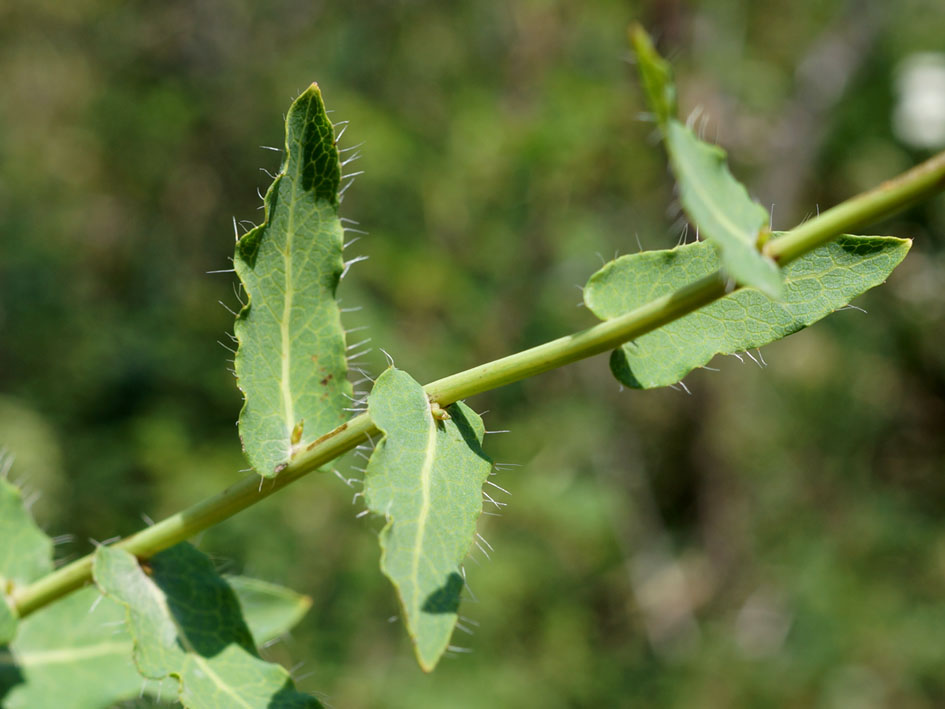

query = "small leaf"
[628,23,677,127]
[665,120,782,295]
[234,83,353,476]
[1,588,143,709]
[630,24,781,295]
[0,477,54,645]
[584,235,911,389]
[0,479,53,593]
[0,476,145,708]
[226,575,312,645]
[93,542,321,709]
[363,368,492,672]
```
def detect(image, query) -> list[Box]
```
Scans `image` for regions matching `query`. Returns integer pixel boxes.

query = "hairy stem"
[10,149,945,620]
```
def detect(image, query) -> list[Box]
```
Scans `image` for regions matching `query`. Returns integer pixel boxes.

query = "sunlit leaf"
[0,588,143,709]
[363,368,492,672]
[631,24,781,295]
[0,477,145,708]
[93,542,321,708]
[584,235,911,388]
[234,83,353,476]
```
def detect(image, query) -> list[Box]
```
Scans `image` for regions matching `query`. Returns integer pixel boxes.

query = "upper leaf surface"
[363,368,492,672]
[631,25,781,295]
[93,542,322,709]
[584,235,911,388]
[234,83,352,476]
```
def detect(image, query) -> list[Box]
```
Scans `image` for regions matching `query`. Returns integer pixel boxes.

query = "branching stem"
[10,149,945,620]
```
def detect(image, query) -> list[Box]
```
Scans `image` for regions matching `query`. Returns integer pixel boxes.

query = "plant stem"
[10,149,945,620]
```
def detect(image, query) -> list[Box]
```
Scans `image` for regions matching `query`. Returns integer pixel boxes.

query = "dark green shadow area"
[421,571,464,615]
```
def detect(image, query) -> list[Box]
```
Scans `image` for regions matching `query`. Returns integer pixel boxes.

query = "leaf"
[0,479,53,594]
[628,23,677,127]
[226,576,312,645]
[0,477,54,644]
[93,542,322,709]
[584,235,911,389]
[1,588,143,709]
[234,83,353,476]
[0,476,145,708]
[665,120,782,295]
[630,25,781,295]
[363,368,492,672]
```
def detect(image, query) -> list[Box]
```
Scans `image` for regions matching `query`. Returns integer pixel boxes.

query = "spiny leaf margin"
[584,234,911,389]
[234,83,353,476]
[363,368,493,672]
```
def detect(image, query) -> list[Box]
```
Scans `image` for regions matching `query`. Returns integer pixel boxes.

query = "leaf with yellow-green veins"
[0,476,146,708]
[584,234,911,389]
[630,24,782,296]
[93,542,322,709]
[1,587,145,709]
[363,368,493,672]
[234,83,353,477]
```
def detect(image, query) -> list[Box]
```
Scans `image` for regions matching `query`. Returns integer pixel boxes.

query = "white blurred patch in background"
[893,52,945,149]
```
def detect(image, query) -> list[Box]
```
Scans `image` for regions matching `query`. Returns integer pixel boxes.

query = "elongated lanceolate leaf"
[584,234,911,389]
[628,24,677,127]
[234,83,352,476]
[631,25,781,295]
[93,543,321,709]
[363,368,492,672]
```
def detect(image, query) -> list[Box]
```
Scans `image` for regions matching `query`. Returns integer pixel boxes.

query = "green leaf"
[234,83,353,476]
[630,25,781,295]
[1,588,143,709]
[628,23,677,127]
[0,477,54,645]
[0,479,53,594]
[0,476,146,708]
[584,235,911,389]
[226,576,312,646]
[93,542,321,709]
[363,368,492,672]
[665,120,782,295]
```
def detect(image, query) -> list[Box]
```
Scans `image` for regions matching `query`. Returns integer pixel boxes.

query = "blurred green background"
[3,0,945,706]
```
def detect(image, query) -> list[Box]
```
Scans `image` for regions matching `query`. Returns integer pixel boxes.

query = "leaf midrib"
[408,410,437,616]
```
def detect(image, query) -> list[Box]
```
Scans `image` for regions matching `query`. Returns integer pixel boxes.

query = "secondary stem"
[10,149,945,620]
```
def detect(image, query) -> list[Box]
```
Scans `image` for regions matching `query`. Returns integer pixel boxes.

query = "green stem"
[10,149,945,620]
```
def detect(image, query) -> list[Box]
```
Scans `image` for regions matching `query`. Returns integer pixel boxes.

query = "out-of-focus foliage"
[2,0,945,707]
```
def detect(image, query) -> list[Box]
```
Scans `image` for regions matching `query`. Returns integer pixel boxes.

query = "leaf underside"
[93,542,321,709]
[631,24,781,295]
[363,368,493,672]
[234,83,352,476]
[584,234,911,389]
